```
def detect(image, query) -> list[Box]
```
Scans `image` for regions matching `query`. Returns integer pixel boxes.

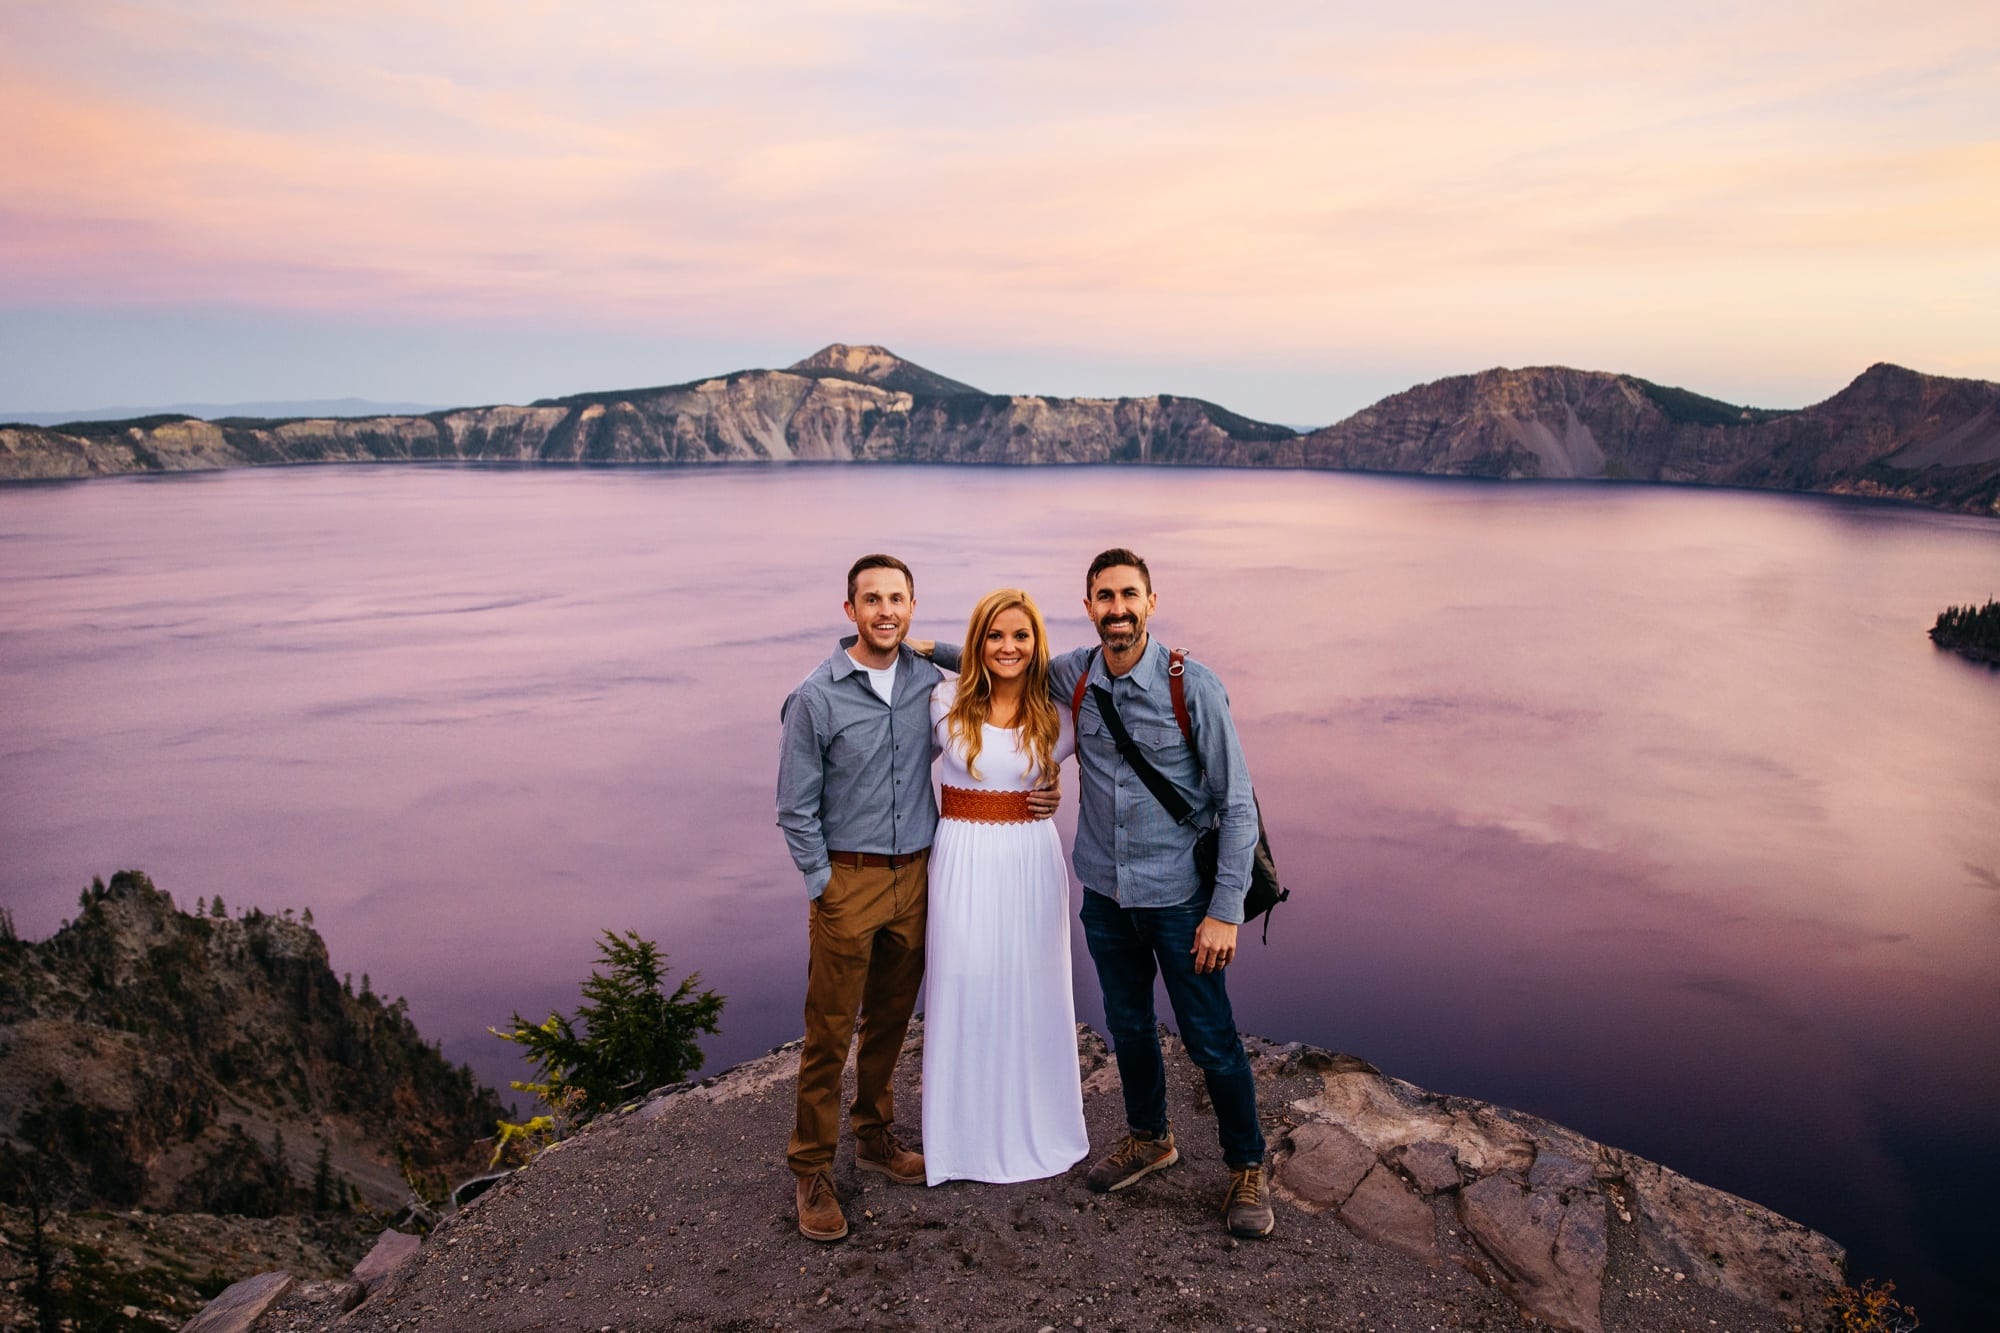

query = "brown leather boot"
[855,1127,926,1185]
[795,1170,847,1242]
[1085,1130,1179,1193]
[1223,1164,1276,1238]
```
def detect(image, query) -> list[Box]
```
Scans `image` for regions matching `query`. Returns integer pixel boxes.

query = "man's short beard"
[1096,618,1141,647]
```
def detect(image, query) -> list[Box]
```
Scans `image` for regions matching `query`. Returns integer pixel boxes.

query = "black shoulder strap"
[1090,684,1202,827]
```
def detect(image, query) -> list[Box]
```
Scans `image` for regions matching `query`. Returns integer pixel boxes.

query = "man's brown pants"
[787,851,928,1176]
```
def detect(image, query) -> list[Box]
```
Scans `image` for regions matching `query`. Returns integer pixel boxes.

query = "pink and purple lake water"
[2,463,1996,1323]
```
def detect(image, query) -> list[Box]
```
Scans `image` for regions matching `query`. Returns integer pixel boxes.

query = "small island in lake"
[1931,598,2000,667]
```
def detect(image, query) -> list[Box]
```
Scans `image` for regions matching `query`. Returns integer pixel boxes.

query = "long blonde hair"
[946,588,1060,784]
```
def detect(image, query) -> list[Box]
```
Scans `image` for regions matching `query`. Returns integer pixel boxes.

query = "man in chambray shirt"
[776,553,942,1242]
[1047,547,1273,1239]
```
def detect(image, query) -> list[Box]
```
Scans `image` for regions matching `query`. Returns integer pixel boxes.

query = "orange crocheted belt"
[940,786,1035,824]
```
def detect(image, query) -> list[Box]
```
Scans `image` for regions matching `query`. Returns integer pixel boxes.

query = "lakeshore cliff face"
[6,344,1993,516]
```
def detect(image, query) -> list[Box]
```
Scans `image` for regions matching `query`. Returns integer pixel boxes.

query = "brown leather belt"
[827,849,927,870]
[940,786,1036,824]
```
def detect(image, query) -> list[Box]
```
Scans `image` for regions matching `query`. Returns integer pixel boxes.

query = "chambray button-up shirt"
[1049,639,1259,924]
[776,640,949,899]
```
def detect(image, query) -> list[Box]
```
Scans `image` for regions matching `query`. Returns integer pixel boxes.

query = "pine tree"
[1932,598,2000,665]
[495,931,724,1117]
[311,1144,337,1212]
[0,1147,64,1333]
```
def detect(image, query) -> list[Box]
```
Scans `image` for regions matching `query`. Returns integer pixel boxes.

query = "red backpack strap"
[1069,649,1095,733]
[1167,648,1193,745]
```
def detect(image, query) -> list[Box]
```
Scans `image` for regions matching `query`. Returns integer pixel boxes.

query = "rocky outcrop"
[0,872,508,1329]
[180,1271,300,1333]
[201,1026,1846,1333]
[1269,1046,1843,1333]
[0,872,504,1216]
[5,347,1992,516]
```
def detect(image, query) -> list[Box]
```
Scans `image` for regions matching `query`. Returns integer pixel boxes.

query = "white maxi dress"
[922,682,1088,1185]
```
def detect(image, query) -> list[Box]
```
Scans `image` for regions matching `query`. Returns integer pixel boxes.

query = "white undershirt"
[858,657,898,703]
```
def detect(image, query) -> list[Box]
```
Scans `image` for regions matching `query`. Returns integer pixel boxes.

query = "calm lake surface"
[3,465,1997,1322]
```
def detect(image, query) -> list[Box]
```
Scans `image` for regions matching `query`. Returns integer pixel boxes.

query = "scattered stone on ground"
[212,1025,1845,1333]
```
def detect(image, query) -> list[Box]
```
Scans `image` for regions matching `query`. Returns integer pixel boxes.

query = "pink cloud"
[1,1,1993,383]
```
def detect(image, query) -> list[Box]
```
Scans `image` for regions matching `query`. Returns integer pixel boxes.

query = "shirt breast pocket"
[1129,722,1184,755]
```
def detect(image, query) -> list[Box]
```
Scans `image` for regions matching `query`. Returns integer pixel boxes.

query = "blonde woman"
[922,589,1088,1184]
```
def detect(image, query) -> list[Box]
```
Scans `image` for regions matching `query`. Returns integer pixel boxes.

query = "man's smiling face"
[1085,563,1155,654]
[845,566,914,659]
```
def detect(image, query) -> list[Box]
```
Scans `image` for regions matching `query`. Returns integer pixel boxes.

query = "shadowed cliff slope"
[0,872,507,1328]
[2,347,1994,516]
[0,872,503,1216]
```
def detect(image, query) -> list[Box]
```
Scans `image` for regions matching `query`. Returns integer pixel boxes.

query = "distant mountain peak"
[789,343,899,375]
[786,343,984,397]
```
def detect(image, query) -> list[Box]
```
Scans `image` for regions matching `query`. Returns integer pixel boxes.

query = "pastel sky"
[3,0,1996,423]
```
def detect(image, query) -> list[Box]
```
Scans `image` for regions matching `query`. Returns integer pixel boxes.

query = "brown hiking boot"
[1084,1130,1179,1193]
[1223,1164,1275,1238]
[855,1127,926,1185]
[795,1170,847,1242]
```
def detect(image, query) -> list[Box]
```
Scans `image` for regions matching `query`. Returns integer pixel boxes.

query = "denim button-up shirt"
[777,641,948,899]
[1049,638,1259,923]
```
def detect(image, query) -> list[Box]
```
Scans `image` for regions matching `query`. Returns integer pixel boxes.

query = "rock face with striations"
[0,344,1295,478]
[2,346,1994,516]
[1269,1047,1845,1333]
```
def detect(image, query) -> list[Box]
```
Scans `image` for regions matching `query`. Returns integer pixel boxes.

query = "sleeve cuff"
[1206,884,1248,925]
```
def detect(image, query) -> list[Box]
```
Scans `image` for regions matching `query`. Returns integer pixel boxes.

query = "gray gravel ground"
[250,1031,1819,1333]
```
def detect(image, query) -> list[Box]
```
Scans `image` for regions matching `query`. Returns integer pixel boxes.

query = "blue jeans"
[1080,888,1266,1169]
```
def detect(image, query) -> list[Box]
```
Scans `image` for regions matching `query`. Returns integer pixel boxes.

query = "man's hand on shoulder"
[908,639,936,657]
[1192,916,1238,974]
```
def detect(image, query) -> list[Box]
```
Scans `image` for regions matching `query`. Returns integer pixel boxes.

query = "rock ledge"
[204,1027,1845,1333]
